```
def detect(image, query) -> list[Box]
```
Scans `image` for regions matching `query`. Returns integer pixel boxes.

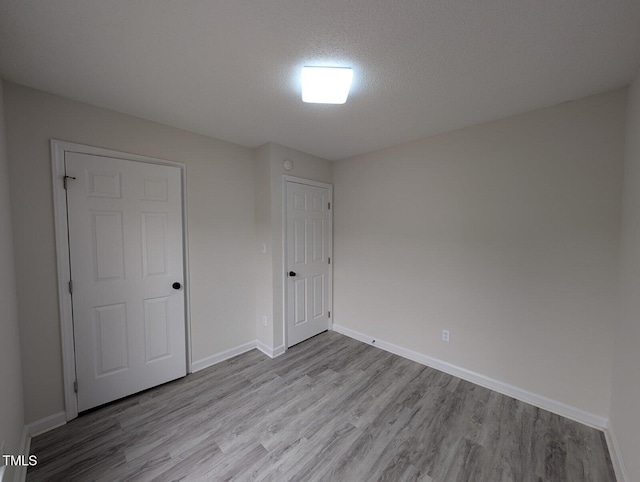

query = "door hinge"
[328,257,331,265]
[328,311,331,318]
[68,280,73,294]
[63,175,76,190]
[328,202,331,210]
[73,380,78,393]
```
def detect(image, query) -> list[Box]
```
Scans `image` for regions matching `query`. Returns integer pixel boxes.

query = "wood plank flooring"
[27,331,616,481]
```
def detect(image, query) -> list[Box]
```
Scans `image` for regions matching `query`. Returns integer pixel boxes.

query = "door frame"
[282,175,333,349]
[51,139,192,421]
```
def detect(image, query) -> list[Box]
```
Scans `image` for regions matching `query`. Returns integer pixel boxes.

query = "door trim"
[282,175,333,350]
[51,139,191,421]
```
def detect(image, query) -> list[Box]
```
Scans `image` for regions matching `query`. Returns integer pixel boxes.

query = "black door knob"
[289,271,296,277]
[172,282,182,290]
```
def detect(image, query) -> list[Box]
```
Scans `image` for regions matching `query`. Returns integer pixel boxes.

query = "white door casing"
[285,179,332,347]
[53,142,189,417]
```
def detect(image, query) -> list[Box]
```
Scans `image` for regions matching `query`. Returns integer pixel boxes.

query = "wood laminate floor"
[27,331,616,481]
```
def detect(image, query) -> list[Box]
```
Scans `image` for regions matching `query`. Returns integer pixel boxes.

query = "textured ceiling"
[1,0,639,160]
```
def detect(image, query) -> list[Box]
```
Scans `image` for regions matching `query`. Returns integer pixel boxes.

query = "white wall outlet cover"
[262,315,268,327]
[261,243,267,254]
[283,159,293,171]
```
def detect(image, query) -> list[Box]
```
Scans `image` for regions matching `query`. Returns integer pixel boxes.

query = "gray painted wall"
[611,68,640,482]
[333,89,626,418]
[0,80,24,481]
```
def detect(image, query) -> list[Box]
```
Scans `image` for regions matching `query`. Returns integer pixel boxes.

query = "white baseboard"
[256,341,286,359]
[256,341,271,358]
[273,344,286,358]
[332,324,608,430]
[26,411,66,438]
[10,411,65,482]
[11,426,30,482]
[606,420,629,482]
[191,341,257,372]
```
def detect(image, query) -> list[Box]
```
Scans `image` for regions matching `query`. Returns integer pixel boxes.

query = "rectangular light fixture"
[301,66,354,104]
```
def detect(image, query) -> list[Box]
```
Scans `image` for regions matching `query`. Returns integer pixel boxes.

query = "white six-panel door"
[65,152,186,411]
[286,181,331,347]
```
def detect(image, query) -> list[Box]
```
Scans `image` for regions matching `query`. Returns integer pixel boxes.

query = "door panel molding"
[282,175,333,349]
[51,140,191,421]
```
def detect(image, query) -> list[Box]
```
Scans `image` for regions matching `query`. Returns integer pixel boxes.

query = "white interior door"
[286,180,332,347]
[65,152,186,412]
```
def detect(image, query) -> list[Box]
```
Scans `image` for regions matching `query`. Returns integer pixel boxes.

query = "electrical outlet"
[442,329,450,342]
[262,315,268,327]
[261,243,267,254]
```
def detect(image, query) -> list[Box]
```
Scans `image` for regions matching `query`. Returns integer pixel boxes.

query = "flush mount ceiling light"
[301,66,354,104]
